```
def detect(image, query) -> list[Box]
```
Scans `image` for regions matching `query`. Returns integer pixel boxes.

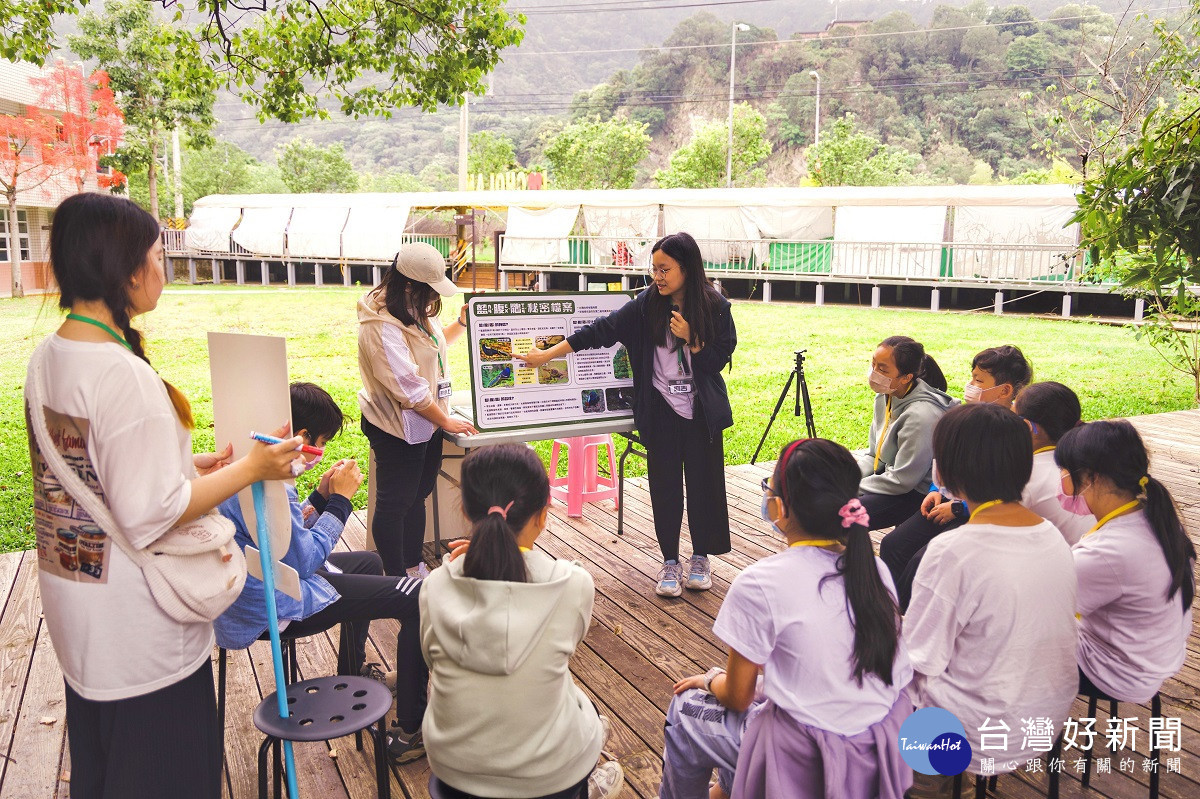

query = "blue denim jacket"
[213,486,345,649]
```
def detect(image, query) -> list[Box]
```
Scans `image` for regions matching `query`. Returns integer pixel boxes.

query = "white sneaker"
[656,560,684,597]
[588,761,624,799]
[685,555,712,591]
[406,562,431,580]
[598,714,612,746]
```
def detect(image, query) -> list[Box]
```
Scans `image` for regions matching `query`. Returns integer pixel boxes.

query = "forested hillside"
[144,0,1185,204]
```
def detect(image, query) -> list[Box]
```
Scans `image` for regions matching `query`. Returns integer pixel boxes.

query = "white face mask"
[964,383,1004,404]
[932,459,959,502]
[867,366,896,395]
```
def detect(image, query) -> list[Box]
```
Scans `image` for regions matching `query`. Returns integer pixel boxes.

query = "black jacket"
[566,288,736,446]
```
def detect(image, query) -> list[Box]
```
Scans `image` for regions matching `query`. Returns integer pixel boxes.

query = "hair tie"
[487,501,515,520]
[838,498,870,529]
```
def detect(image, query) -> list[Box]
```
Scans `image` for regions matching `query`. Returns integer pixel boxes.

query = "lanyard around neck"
[872,396,893,474]
[969,499,1005,522]
[66,313,132,351]
[1085,500,1141,537]
[419,321,445,377]
[1034,445,1056,454]
[789,539,841,549]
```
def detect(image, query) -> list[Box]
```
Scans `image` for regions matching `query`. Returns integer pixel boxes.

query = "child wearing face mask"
[1011,381,1093,546]
[1056,420,1195,703]
[857,336,955,532]
[660,439,913,799]
[880,345,1032,605]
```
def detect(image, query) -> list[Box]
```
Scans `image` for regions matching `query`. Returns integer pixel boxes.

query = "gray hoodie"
[856,379,958,496]
[419,549,603,797]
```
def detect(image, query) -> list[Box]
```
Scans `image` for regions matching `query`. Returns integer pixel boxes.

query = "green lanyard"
[66,313,132,351]
[419,322,445,377]
[676,345,690,376]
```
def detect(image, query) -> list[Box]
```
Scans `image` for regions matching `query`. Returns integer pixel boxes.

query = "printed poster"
[466,292,635,432]
[26,404,112,583]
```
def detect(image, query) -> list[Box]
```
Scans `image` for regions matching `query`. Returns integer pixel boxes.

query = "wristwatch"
[703,666,726,694]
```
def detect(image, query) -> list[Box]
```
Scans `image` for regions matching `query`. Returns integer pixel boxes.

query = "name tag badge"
[437,379,453,399]
[667,378,694,395]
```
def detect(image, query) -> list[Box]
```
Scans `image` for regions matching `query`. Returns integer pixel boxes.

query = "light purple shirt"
[651,335,694,419]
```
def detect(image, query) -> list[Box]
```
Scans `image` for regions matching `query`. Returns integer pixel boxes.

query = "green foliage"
[988,5,1041,37]
[276,138,359,193]
[1075,3,1200,401]
[543,118,651,189]
[10,1,524,123]
[123,142,290,217]
[655,104,770,188]
[358,171,431,193]
[805,114,922,186]
[1005,34,1052,76]
[468,131,518,176]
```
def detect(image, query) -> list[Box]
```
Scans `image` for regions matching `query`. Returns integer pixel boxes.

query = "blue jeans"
[660,688,761,799]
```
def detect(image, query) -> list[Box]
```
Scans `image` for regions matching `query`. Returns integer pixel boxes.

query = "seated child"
[420,444,623,799]
[661,438,913,799]
[905,403,1077,797]
[881,344,1032,600]
[214,381,428,763]
[1012,381,1093,545]
[1057,419,1195,702]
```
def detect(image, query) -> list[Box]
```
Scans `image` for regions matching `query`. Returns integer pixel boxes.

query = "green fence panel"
[410,235,451,257]
[568,239,591,265]
[940,247,953,278]
[766,240,833,273]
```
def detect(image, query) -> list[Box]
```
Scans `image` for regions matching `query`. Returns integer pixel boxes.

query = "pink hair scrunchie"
[838,498,870,529]
[487,501,515,520]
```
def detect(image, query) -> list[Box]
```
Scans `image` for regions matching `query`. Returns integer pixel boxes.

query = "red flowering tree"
[0,63,124,297]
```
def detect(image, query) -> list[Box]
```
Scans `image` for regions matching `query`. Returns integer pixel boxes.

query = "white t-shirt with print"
[1074,509,1191,703]
[1022,450,1093,545]
[712,545,912,736]
[26,335,211,701]
[906,520,1078,773]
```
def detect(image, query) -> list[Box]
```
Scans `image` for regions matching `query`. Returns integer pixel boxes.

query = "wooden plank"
[220,645,268,799]
[0,553,38,790]
[2,616,67,799]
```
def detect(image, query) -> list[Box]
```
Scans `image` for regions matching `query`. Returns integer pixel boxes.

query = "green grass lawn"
[1,285,1192,553]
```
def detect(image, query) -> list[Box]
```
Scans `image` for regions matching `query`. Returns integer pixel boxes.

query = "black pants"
[65,658,221,799]
[284,550,428,733]
[644,389,731,562]
[362,417,443,575]
[880,509,966,609]
[858,489,926,535]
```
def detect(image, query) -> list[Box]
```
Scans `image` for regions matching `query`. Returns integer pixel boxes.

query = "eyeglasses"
[760,477,775,496]
[649,264,675,277]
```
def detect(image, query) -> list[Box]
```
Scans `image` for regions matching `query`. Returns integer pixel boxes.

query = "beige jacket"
[356,290,449,443]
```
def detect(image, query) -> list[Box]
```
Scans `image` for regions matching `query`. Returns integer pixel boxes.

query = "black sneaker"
[359,661,397,695]
[386,726,425,764]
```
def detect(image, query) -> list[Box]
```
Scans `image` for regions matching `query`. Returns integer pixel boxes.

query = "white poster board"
[466,292,634,432]
[208,332,301,600]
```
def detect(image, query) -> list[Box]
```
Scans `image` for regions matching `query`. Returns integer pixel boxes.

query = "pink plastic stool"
[549,435,620,518]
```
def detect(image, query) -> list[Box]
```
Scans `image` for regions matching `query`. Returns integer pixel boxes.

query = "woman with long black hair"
[520,232,736,597]
[1056,419,1195,702]
[660,438,912,799]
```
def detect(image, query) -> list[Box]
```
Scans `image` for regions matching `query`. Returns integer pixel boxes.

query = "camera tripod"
[751,349,817,464]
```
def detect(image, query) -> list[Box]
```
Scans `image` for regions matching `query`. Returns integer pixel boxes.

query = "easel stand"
[751,349,817,464]
[252,481,300,799]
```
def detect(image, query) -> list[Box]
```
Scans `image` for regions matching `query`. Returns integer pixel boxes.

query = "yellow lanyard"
[968,500,1005,522]
[872,396,893,474]
[1085,500,1140,538]
[518,546,532,553]
[1034,445,1056,454]
[419,322,445,378]
[790,539,841,548]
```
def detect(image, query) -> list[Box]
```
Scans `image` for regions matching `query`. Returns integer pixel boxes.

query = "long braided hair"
[50,193,193,428]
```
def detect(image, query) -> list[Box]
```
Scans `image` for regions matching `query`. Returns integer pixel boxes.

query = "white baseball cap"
[392,242,459,297]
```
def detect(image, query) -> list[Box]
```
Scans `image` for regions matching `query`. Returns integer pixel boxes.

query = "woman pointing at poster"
[519,232,737,597]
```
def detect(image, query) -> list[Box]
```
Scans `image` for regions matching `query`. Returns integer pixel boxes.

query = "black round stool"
[255,675,393,799]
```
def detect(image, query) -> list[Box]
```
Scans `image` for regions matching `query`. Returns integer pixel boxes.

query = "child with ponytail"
[660,438,913,799]
[1056,420,1195,703]
[419,444,623,799]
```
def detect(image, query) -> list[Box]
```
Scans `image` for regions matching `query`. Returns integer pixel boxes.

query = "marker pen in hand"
[249,431,323,457]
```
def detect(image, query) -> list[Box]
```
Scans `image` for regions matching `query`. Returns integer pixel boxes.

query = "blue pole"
[252,481,301,799]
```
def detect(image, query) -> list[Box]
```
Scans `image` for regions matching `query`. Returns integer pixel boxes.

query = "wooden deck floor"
[3,410,1200,798]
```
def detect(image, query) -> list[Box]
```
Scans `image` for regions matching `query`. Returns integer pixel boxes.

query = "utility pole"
[458,94,469,191]
[726,23,750,188]
[172,126,184,220]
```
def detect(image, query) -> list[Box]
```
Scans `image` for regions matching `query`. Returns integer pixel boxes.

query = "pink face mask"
[1057,474,1091,516]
